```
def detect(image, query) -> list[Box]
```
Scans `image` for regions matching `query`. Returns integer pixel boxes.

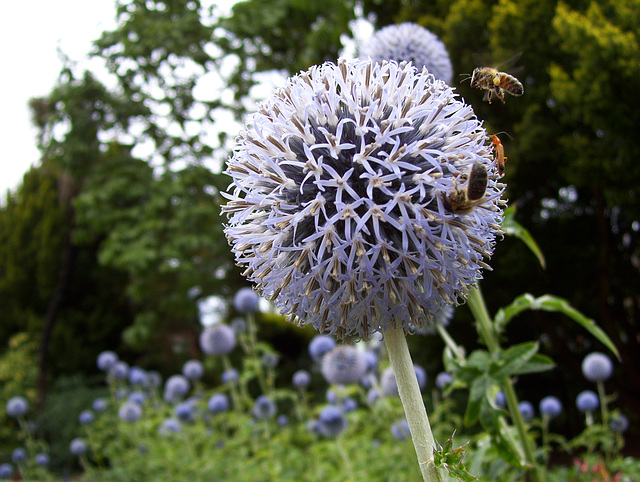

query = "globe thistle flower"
[223,58,503,341]
[391,418,411,441]
[92,397,108,413]
[317,405,348,437]
[182,360,205,380]
[163,375,190,403]
[261,353,280,368]
[69,438,88,456]
[0,463,13,479]
[230,317,247,335]
[518,401,535,422]
[200,324,236,356]
[207,394,230,414]
[78,410,95,425]
[363,351,378,373]
[340,397,358,413]
[360,23,453,84]
[97,350,118,371]
[321,345,368,385]
[381,365,427,396]
[309,335,336,361]
[575,390,599,413]
[610,414,629,433]
[292,369,311,388]
[539,396,563,419]
[581,352,613,382]
[253,395,277,420]
[174,401,196,422]
[118,401,142,423]
[234,287,261,313]
[128,391,146,406]
[435,371,452,389]
[159,417,182,436]
[145,370,163,389]
[411,303,455,335]
[277,415,289,426]
[109,361,129,380]
[11,448,26,464]
[35,453,50,467]
[6,396,29,418]
[128,366,148,385]
[367,388,381,405]
[222,368,239,384]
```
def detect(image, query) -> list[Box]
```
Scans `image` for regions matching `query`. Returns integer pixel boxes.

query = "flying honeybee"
[489,134,507,176]
[444,161,488,214]
[470,67,524,104]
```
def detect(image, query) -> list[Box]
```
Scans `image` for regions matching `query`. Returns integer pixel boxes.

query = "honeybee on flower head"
[470,67,523,103]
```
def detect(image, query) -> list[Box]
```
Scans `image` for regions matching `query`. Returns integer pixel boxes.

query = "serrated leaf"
[434,435,479,482]
[502,206,546,269]
[491,342,539,378]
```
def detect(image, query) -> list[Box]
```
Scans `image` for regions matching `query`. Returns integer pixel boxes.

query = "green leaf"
[433,434,479,482]
[502,206,546,269]
[464,375,490,426]
[491,342,539,378]
[516,353,556,374]
[494,293,619,360]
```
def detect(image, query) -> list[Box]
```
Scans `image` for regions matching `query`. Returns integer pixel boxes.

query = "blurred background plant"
[1,0,639,479]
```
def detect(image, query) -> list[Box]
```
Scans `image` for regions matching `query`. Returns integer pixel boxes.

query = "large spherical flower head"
[118,401,143,423]
[0,463,13,479]
[581,352,613,382]
[539,396,563,419]
[253,395,277,420]
[575,390,599,413]
[200,324,236,356]
[234,286,261,313]
[309,335,336,361]
[69,438,87,456]
[6,396,29,418]
[317,405,348,437]
[360,23,454,84]
[223,59,504,341]
[163,375,190,403]
[321,345,368,385]
[208,393,230,414]
[97,350,118,371]
[182,360,205,380]
[518,401,535,422]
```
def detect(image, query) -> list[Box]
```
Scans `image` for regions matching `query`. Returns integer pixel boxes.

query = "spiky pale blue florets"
[360,23,454,84]
[223,59,504,341]
[321,345,367,385]
[581,352,613,382]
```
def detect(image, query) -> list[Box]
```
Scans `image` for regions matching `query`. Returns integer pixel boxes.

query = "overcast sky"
[0,1,117,195]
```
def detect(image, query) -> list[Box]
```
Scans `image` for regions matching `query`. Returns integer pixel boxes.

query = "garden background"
[1,0,638,479]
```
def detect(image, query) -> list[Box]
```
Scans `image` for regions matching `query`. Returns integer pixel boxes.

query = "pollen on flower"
[223,58,505,341]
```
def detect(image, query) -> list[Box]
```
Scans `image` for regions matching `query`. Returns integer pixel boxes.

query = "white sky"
[0,1,118,195]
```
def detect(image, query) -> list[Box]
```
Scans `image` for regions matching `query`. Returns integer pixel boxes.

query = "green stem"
[383,322,444,481]
[467,287,545,482]
[436,323,465,361]
[596,380,609,425]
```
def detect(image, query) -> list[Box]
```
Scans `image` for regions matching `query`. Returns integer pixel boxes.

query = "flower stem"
[467,287,545,482]
[384,322,444,481]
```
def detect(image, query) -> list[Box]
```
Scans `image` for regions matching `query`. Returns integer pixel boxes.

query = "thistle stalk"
[467,287,545,482]
[384,322,444,481]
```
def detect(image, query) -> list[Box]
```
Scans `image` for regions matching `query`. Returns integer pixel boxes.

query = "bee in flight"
[470,67,524,104]
[444,161,489,214]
